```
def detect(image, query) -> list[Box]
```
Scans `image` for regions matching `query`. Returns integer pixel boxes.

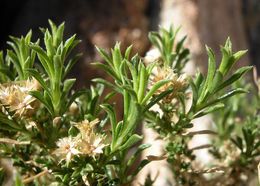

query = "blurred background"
[0,0,259,87]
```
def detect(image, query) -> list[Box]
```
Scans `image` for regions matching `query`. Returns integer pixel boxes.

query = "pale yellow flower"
[151,67,188,102]
[74,118,106,156]
[74,118,99,136]
[219,140,241,166]
[54,136,81,163]
[0,79,38,116]
[54,119,106,162]
[77,133,106,156]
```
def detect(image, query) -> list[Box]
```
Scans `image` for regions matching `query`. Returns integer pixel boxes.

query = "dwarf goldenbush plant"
[0,21,258,186]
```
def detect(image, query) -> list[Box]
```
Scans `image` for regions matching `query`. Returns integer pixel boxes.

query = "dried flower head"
[0,79,39,116]
[75,118,106,156]
[219,140,241,166]
[74,118,100,136]
[77,133,106,156]
[151,67,188,102]
[54,136,81,163]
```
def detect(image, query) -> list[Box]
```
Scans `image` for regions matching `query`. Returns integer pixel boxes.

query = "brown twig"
[0,138,30,145]
[189,144,212,151]
[182,130,217,136]
[22,169,49,184]
[192,166,226,174]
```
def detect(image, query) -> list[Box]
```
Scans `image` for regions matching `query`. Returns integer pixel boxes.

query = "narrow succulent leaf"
[100,104,117,135]
[127,144,151,167]
[231,137,243,151]
[95,46,113,66]
[204,88,247,109]
[92,78,122,93]
[63,53,81,79]
[30,44,53,76]
[193,103,225,118]
[124,45,132,60]
[219,47,230,76]
[143,88,173,112]
[65,90,86,114]
[114,121,123,141]
[217,88,248,102]
[137,64,148,102]
[0,113,21,131]
[29,91,54,115]
[141,79,171,105]
[132,159,150,177]
[210,70,223,93]
[233,50,247,62]
[63,78,76,93]
[7,50,24,79]
[112,43,122,72]
[26,68,51,96]
[92,62,119,81]
[118,134,142,151]
[215,66,252,93]
[198,46,216,103]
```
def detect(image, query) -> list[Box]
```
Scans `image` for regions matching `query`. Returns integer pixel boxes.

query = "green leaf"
[53,54,63,83]
[26,68,51,96]
[204,46,216,89]
[62,34,79,60]
[203,88,247,109]
[198,46,216,103]
[193,103,225,118]
[0,113,21,131]
[176,36,187,54]
[125,45,133,60]
[215,66,252,93]
[233,50,247,62]
[92,62,119,81]
[219,47,230,76]
[100,104,117,135]
[112,43,122,71]
[127,143,151,167]
[209,70,223,93]
[137,64,148,102]
[189,79,198,108]
[64,90,86,114]
[148,32,162,52]
[118,134,142,151]
[30,44,53,77]
[114,121,123,140]
[143,88,173,112]
[95,46,113,66]
[132,159,150,177]
[63,53,81,79]
[141,79,171,105]
[92,78,122,93]
[217,88,248,102]
[29,91,54,115]
[63,78,76,93]
[7,50,24,79]
[231,137,243,151]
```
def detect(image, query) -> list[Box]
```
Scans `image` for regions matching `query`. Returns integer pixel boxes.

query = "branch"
[22,169,49,184]
[0,138,30,145]
[189,144,212,151]
[182,130,217,136]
